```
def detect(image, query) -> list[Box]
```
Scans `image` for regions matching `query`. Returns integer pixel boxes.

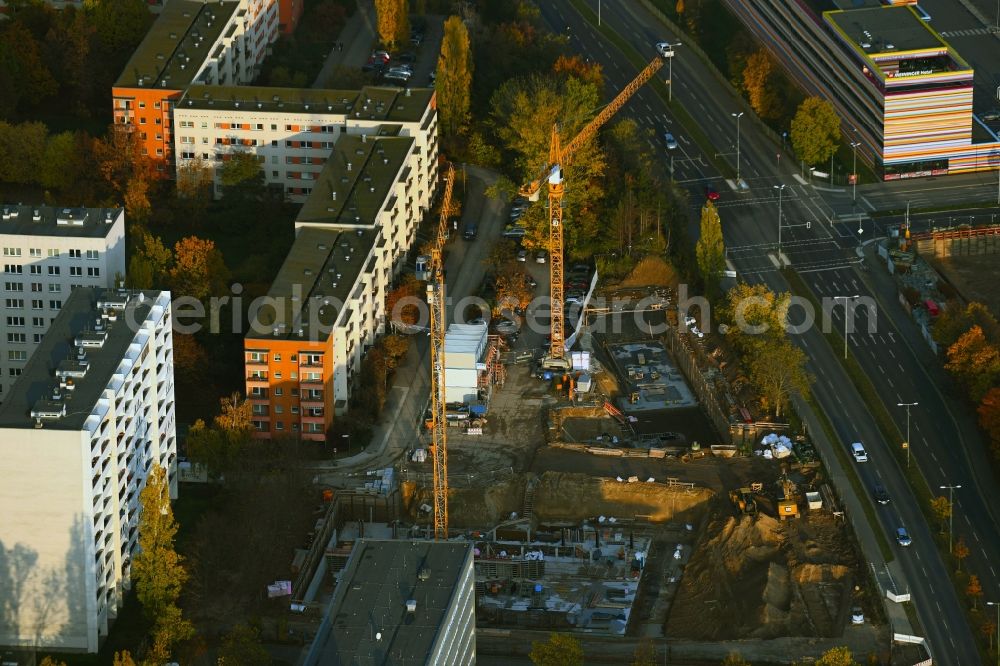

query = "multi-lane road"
[538,0,999,660]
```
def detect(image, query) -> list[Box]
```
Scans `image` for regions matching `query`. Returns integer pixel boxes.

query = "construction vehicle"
[518,56,665,370]
[777,475,799,520]
[729,487,758,515]
[428,164,456,540]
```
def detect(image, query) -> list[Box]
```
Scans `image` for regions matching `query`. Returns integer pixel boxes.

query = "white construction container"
[443,322,488,404]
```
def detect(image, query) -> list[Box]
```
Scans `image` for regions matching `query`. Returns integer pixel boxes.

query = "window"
[139,117,147,125]
[291,406,299,414]
[270,124,277,130]
[247,351,267,362]
[274,354,282,362]
[271,140,278,147]
[29,266,41,275]
[30,283,41,292]
[274,371,282,379]
[255,123,263,130]
[4,264,22,274]
[47,249,59,258]
[7,333,26,343]
[31,299,42,309]
[3,248,22,257]
[49,300,61,310]
[275,421,284,431]
[69,249,81,259]
[155,118,162,125]
[32,333,43,343]
[31,317,43,327]
[156,148,163,156]
[86,250,99,260]
[201,121,208,128]
[48,266,60,275]
[48,284,61,293]
[7,350,27,362]
[8,368,21,377]
[29,248,41,258]
[6,317,24,326]
[181,136,194,144]
[4,298,23,308]
[5,282,23,292]
[292,423,300,431]
[291,388,299,397]
[274,388,283,396]
[275,405,283,414]
[70,266,82,277]
[272,170,279,178]
[138,101,146,109]
[87,267,100,277]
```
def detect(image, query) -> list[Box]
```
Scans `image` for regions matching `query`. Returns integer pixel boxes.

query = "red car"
[705,186,720,202]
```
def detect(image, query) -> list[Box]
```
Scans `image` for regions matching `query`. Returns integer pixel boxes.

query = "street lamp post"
[897,401,918,468]
[850,139,861,203]
[986,601,1000,663]
[341,433,350,456]
[665,42,682,103]
[834,295,860,359]
[940,483,962,553]
[732,111,744,183]
[773,183,786,260]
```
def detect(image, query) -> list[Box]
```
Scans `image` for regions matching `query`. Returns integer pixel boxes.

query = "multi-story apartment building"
[0,204,126,402]
[112,0,279,173]
[302,540,476,666]
[243,122,438,440]
[728,0,1000,179]
[0,287,176,653]
[173,85,438,201]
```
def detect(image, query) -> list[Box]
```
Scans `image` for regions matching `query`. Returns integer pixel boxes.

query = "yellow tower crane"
[520,56,665,367]
[428,163,455,540]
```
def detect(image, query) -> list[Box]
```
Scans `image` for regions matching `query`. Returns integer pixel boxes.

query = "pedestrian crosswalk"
[938,27,993,37]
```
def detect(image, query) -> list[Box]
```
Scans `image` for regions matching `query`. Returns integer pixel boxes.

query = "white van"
[851,442,868,462]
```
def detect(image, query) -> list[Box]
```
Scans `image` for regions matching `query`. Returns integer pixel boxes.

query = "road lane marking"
[888,348,896,359]
[974,531,981,542]
[887,377,894,388]
[898,363,904,373]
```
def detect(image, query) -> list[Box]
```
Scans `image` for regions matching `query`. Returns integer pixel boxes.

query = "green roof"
[177,84,434,123]
[115,0,240,89]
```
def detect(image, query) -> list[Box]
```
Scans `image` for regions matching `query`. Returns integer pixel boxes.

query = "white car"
[851,442,868,462]
[851,607,864,625]
[655,42,674,57]
[664,132,678,150]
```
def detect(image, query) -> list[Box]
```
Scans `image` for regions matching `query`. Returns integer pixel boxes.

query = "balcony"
[301,414,326,426]
[298,377,323,386]
[245,357,268,369]
[246,375,268,389]
[300,396,324,408]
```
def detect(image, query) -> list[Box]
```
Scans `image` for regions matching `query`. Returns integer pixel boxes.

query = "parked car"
[463,223,477,240]
[873,484,890,504]
[535,250,547,264]
[982,109,1000,122]
[516,249,528,262]
[896,527,912,547]
[664,132,678,150]
[383,73,410,85]
[371,50,391,63]
[502,226,526,238]
[525,275,538,288]
[495,319,519,334]
[851,607,865,625]
[705,186,720,202]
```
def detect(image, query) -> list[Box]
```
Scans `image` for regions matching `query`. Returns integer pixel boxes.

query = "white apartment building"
[0,287,176,653]
[173,85,438,202]
[0,205,126,402]
[244,126,439,438]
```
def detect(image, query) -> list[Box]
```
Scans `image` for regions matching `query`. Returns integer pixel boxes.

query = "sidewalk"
[312,0,378,89]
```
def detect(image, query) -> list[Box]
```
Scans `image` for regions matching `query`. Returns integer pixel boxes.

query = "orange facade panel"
[112,86,184,176]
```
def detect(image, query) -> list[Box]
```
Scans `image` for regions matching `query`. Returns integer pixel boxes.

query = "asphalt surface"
[538,0,989,661]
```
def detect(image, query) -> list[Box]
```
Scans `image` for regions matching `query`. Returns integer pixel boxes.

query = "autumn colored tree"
[93,123,152,195]
[220,151,264,195]
[132,465,194,660]
[185,394,255,478]
[945,325,1000,402]
[696,201,725,298]
[742,50,780,120]
[124,176,151,222]
[168,236,230,301]
[0,120,49,184]
[437,15,473,137]
[176,156,215,201]
[816,646,859,666]
[495,269,534,313]
[386,274,424,327]
[375,0,409,49]
[113,650,137,666]
[127,230,174,290]
[748,339,811,419]
[381,334,411,370]
[0,22,57,116]
[217,624,270,666]
[553,54,603,89]
[982,617,997,651]
[968,574,983,610]
[724,283,791,355]
[38,658,67,666]
[933,301,1000,347]
[930,495,952,534]
[721,653,751,666]
[954,536,970,572]
[676,0,685,14]
[790,96,841,166]
[978,387,1000,462]
[530,633,584,666]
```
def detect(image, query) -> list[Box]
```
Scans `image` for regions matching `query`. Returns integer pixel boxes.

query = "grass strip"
[567,0,735,179]
[785,268,989,657]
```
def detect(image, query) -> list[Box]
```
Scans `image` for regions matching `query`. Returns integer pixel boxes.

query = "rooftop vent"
[347,162,352,171]
[105,211,114,224]
[356,229,363,237]
[303,268,313,276]
[418,568,431,581]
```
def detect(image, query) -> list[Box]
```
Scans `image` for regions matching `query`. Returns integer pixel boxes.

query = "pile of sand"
[402,475,527,528]
[666,510,855,640]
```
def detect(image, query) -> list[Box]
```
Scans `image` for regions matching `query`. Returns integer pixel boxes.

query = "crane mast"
[429,163,455,540]
[521,56,665,363]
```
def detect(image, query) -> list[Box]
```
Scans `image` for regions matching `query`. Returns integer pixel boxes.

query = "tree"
[816,646,859,666]
[381,334,411,370]
[124,176,151,223]
[113,651,137,666]
[967,574,983,610]
[695,201,725,298]
[721,653,751,666]
[40,131,86,191]
[168,236,229,301]
[676,0,685,14]
[790,96,840,166]
[83,0,153,59]
[176,156,215,201]
[0,22,57,115]
[93,123,151,194]
[132,465,193,657]
[0,120,49,184]
[748,338,812,419]
[375,0,408,48]
[386,274,424,326]
[982,617,997,651]
[437,15,473,137]
[934,301,1000,348]
[39,658,67,666]
[217,624,269,666]
[724,283,791,354]
[553,54,603,88]
[742,50,780,120]
[930,495,952,534]
[127,230,174,290]
[529,633,583,666]
[220,151,264,192]
[185,394,255,478]
[978,387,1000,463]
[945,325,1000,402]
[953,536,969,572]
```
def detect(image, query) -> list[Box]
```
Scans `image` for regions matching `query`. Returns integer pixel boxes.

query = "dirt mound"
[402,475,527,528]
[666,508,857,640]
[618,256,678,288]
[533,472,713,523]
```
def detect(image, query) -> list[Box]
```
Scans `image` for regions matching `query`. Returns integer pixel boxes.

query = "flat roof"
[178,85,434,123]
[444,323,488,356]
[308,540,472,665]
[0,288,164,431]
[297,134,413,228]
[826,6,944,55]
[115,0,239,90]
[0,205,122,239]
